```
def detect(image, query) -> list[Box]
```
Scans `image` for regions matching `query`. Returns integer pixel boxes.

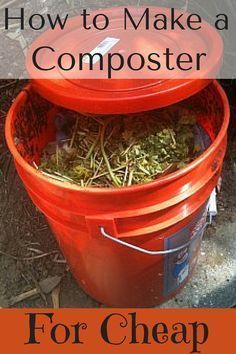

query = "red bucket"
[5,81,229,307]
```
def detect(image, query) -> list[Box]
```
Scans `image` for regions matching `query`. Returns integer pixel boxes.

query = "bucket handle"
[100,190,216,256]
[100,224,207,256]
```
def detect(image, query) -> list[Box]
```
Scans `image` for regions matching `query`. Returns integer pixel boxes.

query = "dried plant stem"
[40,171,67,182]
[33,161,39,170]
[86,158,103,186]
[123,156,129,186]
[86,128,101,160]
[128,170,134,186]
[70,117,79,149]
[90,165,126,181]
[53,172,75,182]
[100,120,121,187]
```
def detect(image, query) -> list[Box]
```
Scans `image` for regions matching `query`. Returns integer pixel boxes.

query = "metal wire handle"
[100,223,206,256]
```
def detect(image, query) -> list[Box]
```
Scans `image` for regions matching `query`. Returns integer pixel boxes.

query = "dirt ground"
[0,79,235,308]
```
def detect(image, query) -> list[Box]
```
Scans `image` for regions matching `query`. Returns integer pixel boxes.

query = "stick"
[0,250,58,261]
[9,289,39,306]
[0,80,17,90]
[26,248,44,255]
[51,286,60,309]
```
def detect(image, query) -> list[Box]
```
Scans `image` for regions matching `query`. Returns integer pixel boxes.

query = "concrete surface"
[160,221,236,308]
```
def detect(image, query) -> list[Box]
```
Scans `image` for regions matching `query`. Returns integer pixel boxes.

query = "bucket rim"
[5,80,230,195]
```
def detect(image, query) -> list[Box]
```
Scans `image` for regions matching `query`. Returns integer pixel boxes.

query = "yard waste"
[38,105,202,188]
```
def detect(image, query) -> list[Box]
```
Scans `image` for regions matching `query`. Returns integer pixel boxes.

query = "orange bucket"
[5,81,229,307]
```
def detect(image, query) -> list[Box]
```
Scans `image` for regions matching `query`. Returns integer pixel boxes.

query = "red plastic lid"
[27,7,223,114]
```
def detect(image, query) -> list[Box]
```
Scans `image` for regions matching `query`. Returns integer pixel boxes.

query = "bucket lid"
[27,7,223,114]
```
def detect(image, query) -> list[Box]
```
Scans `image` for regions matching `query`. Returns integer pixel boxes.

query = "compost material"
[39,105,203,188]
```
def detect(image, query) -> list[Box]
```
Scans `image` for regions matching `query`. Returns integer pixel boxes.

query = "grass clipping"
[39,105,201,188]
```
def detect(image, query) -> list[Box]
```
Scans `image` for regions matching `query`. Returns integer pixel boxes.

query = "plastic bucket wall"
[5,81,229,307]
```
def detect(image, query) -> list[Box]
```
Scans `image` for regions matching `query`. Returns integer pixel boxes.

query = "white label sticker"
[82,37,120,64]
[177,264,189,285]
